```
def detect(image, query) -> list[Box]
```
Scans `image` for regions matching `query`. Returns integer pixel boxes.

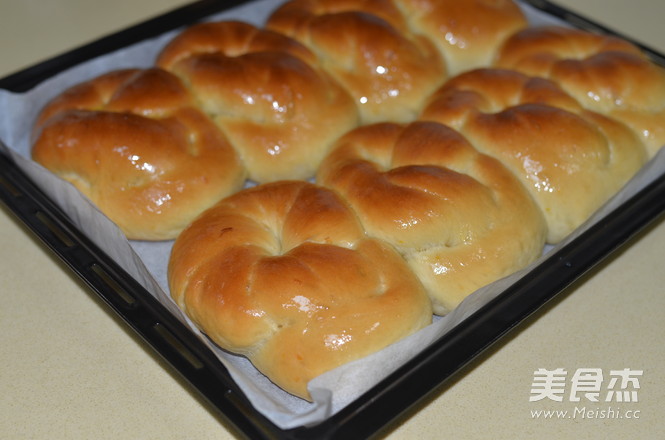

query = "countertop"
[1,1,663,439]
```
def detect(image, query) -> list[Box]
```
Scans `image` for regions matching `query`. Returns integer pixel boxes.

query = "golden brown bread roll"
[156,20,359,183]
[317,120,547,314]
[28,0,663,403]
[421,68,648,243]
[266,0,447,123]
[495,25,665,157]
[394,0,528,75]
[31,68,246,241]
[168,180,432,400]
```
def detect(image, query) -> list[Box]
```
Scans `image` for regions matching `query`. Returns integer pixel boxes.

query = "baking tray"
[1,0,664,438]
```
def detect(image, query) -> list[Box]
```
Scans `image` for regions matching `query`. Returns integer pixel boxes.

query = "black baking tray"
[1,1,664,439]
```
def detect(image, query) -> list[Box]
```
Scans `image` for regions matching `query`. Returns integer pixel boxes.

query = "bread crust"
[157,20,359,182]
[421,68,648,242]
[495,25,665,156]
[394,0,528,75]
[267,0,447,123]
[29,0,664,401]
[168,181,432,399]
[31,68,246,240]
[317,120,547,313]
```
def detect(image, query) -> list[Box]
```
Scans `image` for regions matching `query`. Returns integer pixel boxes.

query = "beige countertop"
[1,1,663,439]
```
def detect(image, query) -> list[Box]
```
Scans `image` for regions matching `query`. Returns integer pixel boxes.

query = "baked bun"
[421,68,648,243]
[317,121,547,314]
[266,0,447,123]
[394,0,528,75]
[31,68,246,241]
[168,180,432,400]
[495,25,665,156]
[157,20,359,183]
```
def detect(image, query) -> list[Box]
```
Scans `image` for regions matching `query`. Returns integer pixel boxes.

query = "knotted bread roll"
[157,20,359,182]
[266,0,447,123]
[168,180,433,400]
[29,0,662,403]
[421,68,648,243]
[495,25,665,157]
[317,120,547,314]
[31,68,246,240]
[394,0,528,75]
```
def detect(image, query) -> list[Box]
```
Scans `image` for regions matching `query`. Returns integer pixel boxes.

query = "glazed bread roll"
[28,0,663,402]
[495,25,665,156]
[394,0,528,75]
[317,121,547,314]
[31,68,246,240]
[421,68,648,243]
[168,180,432,400]
[157,20,359,183]
[266,0,447,123]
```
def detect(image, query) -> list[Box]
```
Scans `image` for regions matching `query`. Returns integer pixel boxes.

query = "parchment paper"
[1,0,663,429]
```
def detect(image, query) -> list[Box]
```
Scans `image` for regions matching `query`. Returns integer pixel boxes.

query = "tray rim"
[1,1,664,438]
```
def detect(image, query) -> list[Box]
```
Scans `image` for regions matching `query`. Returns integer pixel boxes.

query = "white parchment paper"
[1,0,663,429]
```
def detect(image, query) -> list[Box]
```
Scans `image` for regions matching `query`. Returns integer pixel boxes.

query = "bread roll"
[157,20,359,183]
[266,0,447,123]
[168,180,432,400]
[29,0,662,402]
[421,68,648,242]
[394,0,528,75]
[317,121,547,314]
[495,25,665,157]
[31,68,246,240]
